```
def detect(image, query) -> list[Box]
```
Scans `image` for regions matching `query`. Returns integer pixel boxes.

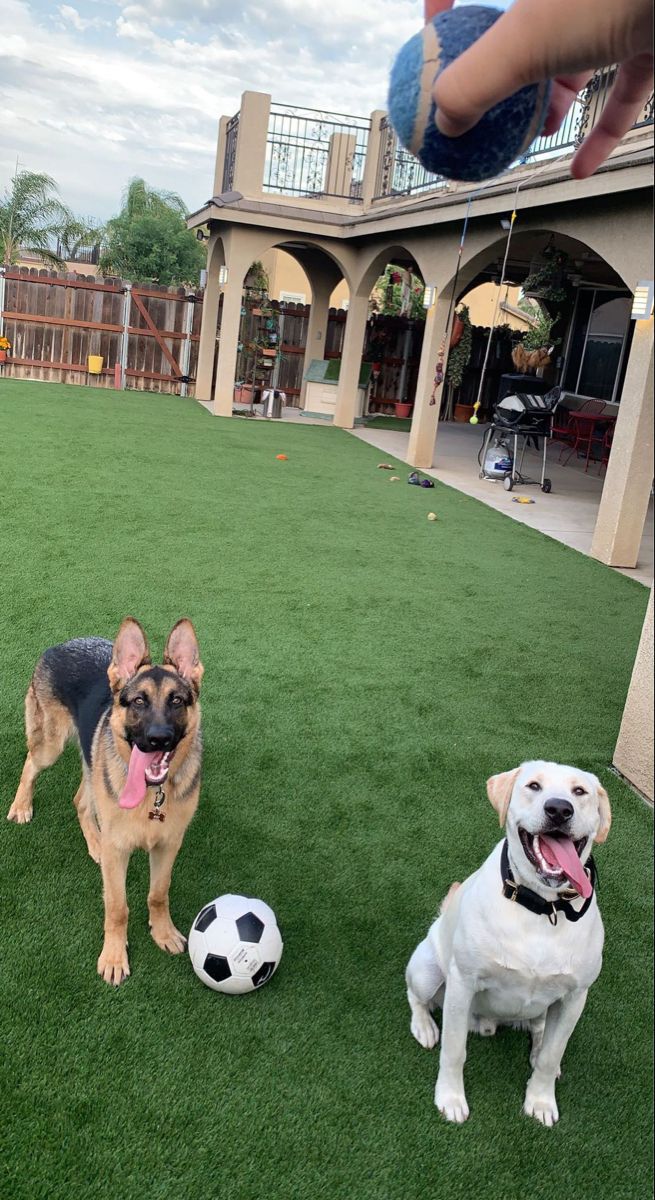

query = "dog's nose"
[147,726,174,751]
[544,797,574,825]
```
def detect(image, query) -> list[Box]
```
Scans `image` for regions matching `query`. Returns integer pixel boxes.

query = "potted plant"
[394,399,413,419]
[0,335,11,363]
[446,305,474,420]
[512,309,560,374]
[522,245,569,303]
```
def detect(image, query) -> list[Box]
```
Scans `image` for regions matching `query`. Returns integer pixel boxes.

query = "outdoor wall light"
[219,266,229,286]
[196,228,209,242]
[500,218,512,230]
[423,285,437,308]
[631,281,654,320]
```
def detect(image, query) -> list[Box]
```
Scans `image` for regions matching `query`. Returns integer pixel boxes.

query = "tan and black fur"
[8,617,203,986]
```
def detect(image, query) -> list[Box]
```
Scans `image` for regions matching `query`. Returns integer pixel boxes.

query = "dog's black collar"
[501,839,597,926]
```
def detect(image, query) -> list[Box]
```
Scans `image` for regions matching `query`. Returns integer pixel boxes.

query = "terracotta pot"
[394,402,413,419]
[450,316,464,349]
[0,350,7,363]
[454,403,475,423]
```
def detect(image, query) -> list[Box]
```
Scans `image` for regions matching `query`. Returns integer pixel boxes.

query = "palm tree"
[118,177,187,222]
[56,216,105,263]
[0,168,74,267]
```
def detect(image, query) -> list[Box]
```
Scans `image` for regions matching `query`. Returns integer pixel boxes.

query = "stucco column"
[195,238,223,403]
[212,116,230,198]
[613,589,654,801]
[300,281,333,408]
[407,292,450,469]
[333,292,369,428]
[212,275,244,417]
[232,92,271,199]
[325,133,356,198]
[361,110,386,208]
[591,320,654,568]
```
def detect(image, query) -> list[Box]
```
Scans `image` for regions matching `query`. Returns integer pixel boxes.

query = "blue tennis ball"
[388,6,552,182]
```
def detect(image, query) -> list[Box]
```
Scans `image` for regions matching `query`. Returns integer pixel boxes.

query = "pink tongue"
[540,835,592,898]
[119,746,159,810]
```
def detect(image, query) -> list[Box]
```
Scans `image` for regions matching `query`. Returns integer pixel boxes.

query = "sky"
[0,0,511,223]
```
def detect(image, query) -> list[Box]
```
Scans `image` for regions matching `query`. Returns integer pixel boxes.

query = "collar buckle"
[504,878,519,902]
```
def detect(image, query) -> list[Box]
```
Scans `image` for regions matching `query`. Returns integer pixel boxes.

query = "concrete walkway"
[351,421,654,588]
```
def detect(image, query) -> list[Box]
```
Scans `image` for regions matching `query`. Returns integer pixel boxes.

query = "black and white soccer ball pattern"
[188,894,283,994]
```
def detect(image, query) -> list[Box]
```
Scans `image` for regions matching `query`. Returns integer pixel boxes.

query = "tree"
[0,168,73,266]
[100,178,205,285]
[57,216,105,261]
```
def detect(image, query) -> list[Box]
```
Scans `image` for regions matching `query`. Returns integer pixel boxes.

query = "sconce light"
[196,228,209,242]
[219,266,229,286]
[423,285,437,308]
[500,217,512,231]
[631,281,654,320]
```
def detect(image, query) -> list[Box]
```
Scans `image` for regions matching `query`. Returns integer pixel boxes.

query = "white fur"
[406,761,610,1126]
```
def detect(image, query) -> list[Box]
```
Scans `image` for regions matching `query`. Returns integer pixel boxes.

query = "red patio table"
[562,410,617,473]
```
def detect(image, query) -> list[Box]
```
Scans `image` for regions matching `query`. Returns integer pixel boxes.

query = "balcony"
[213,72,653,213]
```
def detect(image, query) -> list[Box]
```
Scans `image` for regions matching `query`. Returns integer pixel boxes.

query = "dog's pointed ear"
[108,618,151,692]
[164,619,203,694]
[594,782,612,844]
[486,767,521,827]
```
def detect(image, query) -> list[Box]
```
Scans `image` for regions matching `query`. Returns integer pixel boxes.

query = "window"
[563,288,632,403]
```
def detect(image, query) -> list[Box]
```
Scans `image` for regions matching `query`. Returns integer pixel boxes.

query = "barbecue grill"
[479,386,561,493]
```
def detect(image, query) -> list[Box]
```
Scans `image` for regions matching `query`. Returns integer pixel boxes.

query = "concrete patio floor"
[351,420,654,588]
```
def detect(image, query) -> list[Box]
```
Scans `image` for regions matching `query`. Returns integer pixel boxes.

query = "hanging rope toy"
[469,399,482,425]
[429,198,472,406]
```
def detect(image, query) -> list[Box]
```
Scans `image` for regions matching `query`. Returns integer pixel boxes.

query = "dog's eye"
[572,786,587,797]
[170,695,184,708]
[132,696,147,708]
[527,781,542,792]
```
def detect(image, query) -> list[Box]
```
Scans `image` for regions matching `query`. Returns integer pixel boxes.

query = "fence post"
[179,293,195,397]
[119,282,131,389]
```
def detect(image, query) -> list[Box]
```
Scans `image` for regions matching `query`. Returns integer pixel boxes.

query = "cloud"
[0,0,421,220]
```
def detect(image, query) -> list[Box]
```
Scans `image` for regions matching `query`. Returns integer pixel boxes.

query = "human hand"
[423,0,653,179]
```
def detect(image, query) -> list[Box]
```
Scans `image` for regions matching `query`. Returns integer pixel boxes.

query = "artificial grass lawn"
[364,414,413,431]
[1,378,652,1200]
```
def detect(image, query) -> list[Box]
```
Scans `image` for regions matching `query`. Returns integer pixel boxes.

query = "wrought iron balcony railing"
[263,104,371,202]
[374,68,653,200]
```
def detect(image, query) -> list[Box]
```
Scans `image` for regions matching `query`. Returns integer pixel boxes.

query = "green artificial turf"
[364,414,413,431]
[1,379,652,1200]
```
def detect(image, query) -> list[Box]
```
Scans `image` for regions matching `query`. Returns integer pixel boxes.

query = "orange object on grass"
[276,454,288,461]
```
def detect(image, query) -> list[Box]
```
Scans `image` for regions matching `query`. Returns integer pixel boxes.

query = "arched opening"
[223,239,351,416]
[440,229,633,426]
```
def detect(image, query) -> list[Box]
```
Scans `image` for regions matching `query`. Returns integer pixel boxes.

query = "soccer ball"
[188,894,283,995]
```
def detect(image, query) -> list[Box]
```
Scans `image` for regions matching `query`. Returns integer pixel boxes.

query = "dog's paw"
[97,942,130,987]
[151,923,187,954]
[435,1080,469,1124]
[411,1011,440,1050]
[7,800,33,824]
[524,1083,559,1126]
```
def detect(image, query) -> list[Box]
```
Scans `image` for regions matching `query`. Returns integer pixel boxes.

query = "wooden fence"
[0,268,203,395]
[0,267,429,410]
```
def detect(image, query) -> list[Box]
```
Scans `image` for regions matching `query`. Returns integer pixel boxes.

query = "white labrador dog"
[406,761,611,1126]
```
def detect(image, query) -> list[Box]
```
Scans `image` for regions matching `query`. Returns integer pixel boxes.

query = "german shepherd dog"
[8,618,203,986]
